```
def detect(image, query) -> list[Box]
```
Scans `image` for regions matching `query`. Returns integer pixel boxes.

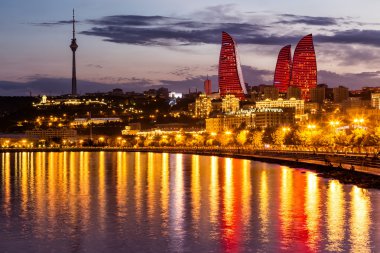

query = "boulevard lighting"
[353,118,364,124]
[307,124,316,129]
[225,131,232,135]
[210,132,217,136]
[282,127,290,132]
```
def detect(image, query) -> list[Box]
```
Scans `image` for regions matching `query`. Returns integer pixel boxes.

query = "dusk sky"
[2,0,380,95]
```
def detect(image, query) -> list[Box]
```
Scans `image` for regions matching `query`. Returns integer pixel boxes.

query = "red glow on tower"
[218,32,247,100]
[274,45,292,93]
[204,77,212,95]
[291,34,317,101]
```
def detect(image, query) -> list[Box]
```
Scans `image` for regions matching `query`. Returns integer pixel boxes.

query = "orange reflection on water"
[20,153,28,218]
[98,151,106,231]
[350,186,371,253]
[147,152,156,219]
[161,153,170,233]
[191,155,201,231]
[326,180,345,251]
[259,170,269,243]
[79,151,90,228]
[116,152,128,219]
[134,152,142,221]
[169,154,185,252]
[209,156,219,226]
[1,153,11,217]
[241,160,251,224]
[305,172,320,251]
[280,167,293,247]
[221,157,240,253]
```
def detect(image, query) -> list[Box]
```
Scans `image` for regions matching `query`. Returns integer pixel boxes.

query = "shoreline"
[1,147,380,189]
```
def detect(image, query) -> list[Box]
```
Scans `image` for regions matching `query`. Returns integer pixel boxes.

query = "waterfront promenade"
[1,146,380,176]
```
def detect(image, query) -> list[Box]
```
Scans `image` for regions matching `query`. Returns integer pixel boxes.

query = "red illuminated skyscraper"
[204,76,212,95]
[291,34,317,101]
[218,32,247,99]
[273,45,292,93]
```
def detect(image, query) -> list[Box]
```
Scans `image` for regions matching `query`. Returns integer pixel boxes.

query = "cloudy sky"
[1,0,380,95]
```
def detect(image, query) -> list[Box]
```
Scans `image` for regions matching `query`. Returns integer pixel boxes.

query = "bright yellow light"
[98,137,104,142]
[210,132,217,136]
[117,137,122,140]
[354,118,364,124]
[329,121,340,127]
[307,124,316,129]
[225,131,232,135]
[282,127,290,132]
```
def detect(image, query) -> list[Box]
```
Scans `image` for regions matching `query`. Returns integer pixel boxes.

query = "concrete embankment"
[1,147,380,189]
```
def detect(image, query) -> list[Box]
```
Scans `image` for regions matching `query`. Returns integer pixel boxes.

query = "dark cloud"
[316,29,380,47]
[32,20,77,26]
[81,15,268,46]
[277,14,339,26]
[81,14,380,48]
[318,70,380,89]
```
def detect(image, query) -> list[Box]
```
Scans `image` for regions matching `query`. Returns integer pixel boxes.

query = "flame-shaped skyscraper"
[218,32,247,100]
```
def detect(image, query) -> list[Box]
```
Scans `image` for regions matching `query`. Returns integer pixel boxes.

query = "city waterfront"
[0,152,379,252]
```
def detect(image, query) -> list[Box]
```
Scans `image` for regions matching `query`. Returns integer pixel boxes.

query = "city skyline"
[2,1,380,95]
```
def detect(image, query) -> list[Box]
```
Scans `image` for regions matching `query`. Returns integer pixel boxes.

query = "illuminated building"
[195,94,212,118]
[204,77,212,95]
[26,128,77,140]
[256,98,305,120]
[218,32,247,99]
[72,117,122,126]
[371,93,380,109]
[291,34,317,101]
[274,45,292,93]
[206,107,295,131]
[222,94,240,113]
[254,107,295,128]
[206,115,254,132]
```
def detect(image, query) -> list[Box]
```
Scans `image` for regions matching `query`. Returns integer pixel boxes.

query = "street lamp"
[329,121,340,127]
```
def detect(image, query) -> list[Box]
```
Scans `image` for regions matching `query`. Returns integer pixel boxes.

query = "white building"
[222,94,240,113]
[256,98,305,119]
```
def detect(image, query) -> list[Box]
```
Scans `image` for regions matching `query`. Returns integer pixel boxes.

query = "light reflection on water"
[0,152,379,252]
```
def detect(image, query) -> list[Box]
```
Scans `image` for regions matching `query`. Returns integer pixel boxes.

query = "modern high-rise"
[273,45,292,93]
[204,77,212,95]
[218,32,247,100]
[291,34,317,101]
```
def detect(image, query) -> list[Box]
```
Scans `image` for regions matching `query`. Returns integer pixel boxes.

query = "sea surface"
[0,152,379,252]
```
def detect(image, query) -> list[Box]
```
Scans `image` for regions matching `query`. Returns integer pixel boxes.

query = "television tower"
[70,9,78,96]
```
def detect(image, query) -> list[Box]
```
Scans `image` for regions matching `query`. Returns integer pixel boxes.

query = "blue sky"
[2,0,380,95]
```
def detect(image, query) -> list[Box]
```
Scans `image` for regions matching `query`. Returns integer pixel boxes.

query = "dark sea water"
[0,152,379,252]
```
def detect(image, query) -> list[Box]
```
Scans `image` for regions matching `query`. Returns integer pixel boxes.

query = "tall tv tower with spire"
[70,9,78,96]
